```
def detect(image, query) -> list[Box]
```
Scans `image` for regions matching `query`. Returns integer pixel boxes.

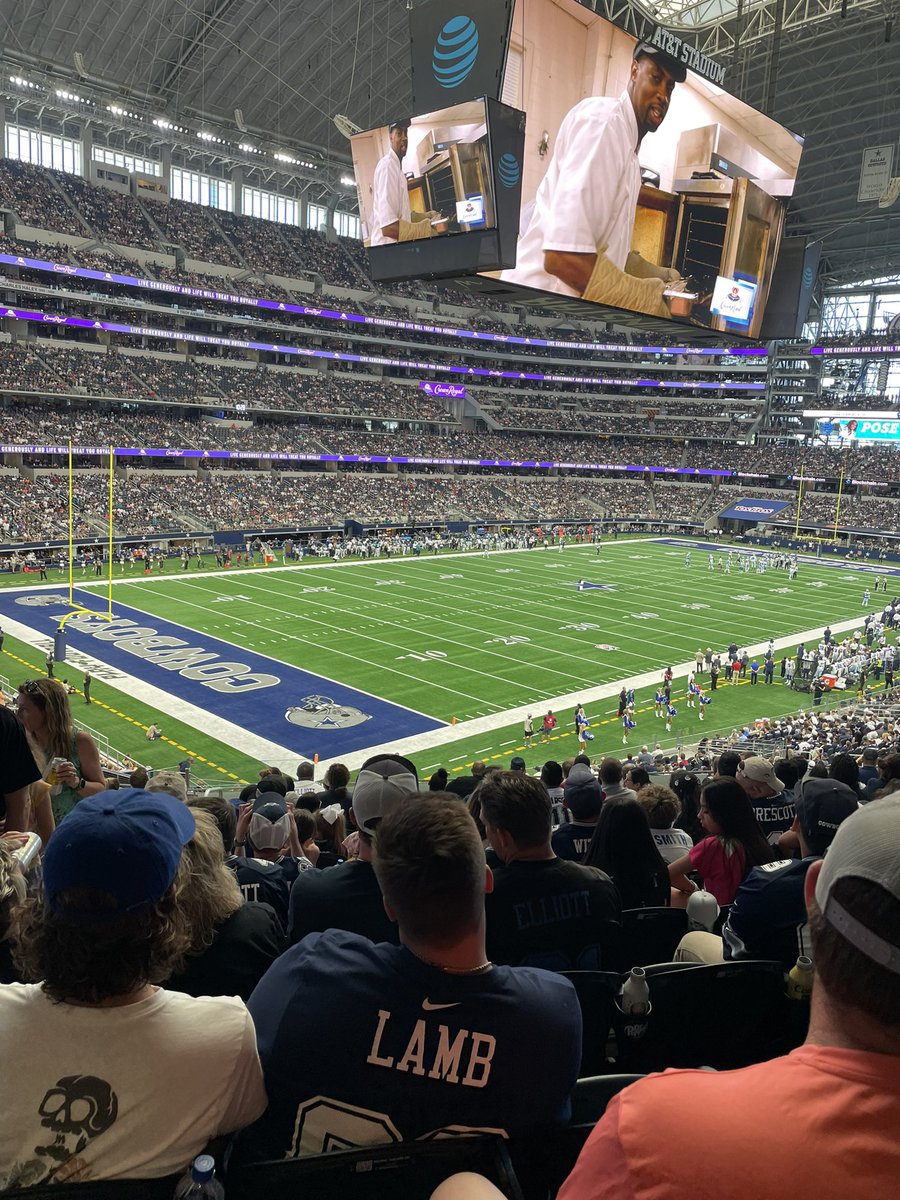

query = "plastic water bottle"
[174,1155,225,1199]
[687,889,720,933]
[621,966,650,1015]
[786,955,814,1001]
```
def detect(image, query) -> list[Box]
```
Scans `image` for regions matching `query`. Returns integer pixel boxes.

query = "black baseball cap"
[389,120,410,132]
[794,777,859,857]
[633,42,688,83]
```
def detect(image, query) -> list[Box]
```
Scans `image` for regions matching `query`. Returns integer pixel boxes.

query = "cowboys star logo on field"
[285,695,372,730]
[15,594,69,606]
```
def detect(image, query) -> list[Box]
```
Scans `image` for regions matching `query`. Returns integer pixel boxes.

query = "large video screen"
[816,417,900,443]
[352,98,497,244]
[352,96,525,283]
[487,0,805,337]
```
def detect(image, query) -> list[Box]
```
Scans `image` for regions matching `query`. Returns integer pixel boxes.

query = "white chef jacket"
[370,149,411,245]
[501,91,641,295]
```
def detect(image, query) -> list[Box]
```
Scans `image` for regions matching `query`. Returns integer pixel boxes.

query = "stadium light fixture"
[340,174,356,186]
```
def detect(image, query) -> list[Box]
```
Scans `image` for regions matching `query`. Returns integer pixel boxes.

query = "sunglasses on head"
[18,680,43,696]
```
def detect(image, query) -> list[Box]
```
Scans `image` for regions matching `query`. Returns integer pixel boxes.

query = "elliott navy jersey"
[229,858,291,930]
[234,930,581,1163]
[723,856,816,971]
[486,857,621,971]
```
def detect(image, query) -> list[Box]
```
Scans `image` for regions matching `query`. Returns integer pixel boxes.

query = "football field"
[0,538,892,785]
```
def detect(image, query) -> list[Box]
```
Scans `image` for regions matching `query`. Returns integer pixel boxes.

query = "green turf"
[4,539,891,782]
[79,542,877,719]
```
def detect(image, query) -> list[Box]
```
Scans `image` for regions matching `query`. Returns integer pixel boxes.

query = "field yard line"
[234,570,603,689]
[114,579,490,714]
[175,574,540,702]
[283,568,611,676]
[0,611,300,767]
[332,563,675,667]
[355,558,703,666]
[71,538,653,591]
[314,612,874,773]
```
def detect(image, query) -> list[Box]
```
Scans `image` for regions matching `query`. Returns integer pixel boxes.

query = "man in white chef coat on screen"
[502,43,686,316]
[370,120,439,244]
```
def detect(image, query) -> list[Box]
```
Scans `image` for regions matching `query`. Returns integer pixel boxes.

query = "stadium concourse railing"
[706,737,787,759]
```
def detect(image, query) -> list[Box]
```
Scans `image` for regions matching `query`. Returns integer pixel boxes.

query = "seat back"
[508,1075,644,1200]
[227,1136,523,1200]
[558,970,621,1077]
[613,907,688,971]
[619,959,798,1072]
[568,1074,646,1126]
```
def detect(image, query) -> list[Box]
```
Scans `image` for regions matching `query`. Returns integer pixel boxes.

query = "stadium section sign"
[719,498,792,520]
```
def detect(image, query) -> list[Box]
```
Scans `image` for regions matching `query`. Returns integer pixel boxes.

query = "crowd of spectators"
[57,172,158,250]
[812,390,900,411]
[0,474,97,541]
[151,199,244,267]
[0,463,667,538]
[0,160,91,237]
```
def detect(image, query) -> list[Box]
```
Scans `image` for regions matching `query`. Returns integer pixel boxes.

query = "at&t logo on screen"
[497,153,520,187]
[432,15,479,88]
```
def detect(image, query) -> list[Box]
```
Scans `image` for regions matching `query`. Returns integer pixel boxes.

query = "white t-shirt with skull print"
[0,984,266,1187]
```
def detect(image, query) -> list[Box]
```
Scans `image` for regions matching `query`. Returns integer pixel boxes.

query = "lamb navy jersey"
[234,930,581,1163]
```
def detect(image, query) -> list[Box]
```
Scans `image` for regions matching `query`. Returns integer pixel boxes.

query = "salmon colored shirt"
[559,1045,900,1200]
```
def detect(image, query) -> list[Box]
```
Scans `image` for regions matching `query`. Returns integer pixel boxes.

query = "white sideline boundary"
[312,612,873,773]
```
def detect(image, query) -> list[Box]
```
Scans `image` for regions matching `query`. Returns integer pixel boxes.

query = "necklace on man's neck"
[407,945,493,975]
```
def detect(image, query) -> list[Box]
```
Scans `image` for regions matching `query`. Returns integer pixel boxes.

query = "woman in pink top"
[668,777,773,905]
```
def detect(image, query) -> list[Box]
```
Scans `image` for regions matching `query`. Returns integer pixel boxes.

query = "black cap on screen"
[632,42,688,83]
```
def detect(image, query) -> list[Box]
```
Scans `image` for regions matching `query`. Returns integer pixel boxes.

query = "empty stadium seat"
[508,1075,645,1200]
[616,959,802,1073]
[0,1175,180,1199]
[611,907,688,971]
[559,970,622,1076]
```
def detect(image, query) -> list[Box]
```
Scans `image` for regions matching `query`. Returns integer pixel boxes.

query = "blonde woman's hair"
[17,679,73,765]
[171,809,242,963]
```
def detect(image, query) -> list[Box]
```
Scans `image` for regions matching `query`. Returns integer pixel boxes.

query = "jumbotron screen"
[816,417,900,443]
[353,96,525,281]
[481,0,804,337]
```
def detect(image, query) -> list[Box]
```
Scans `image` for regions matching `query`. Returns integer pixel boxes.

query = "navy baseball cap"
[43,788,195,921]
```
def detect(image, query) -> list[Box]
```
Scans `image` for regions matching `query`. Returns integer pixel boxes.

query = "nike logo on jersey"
[422,999,462,1011]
